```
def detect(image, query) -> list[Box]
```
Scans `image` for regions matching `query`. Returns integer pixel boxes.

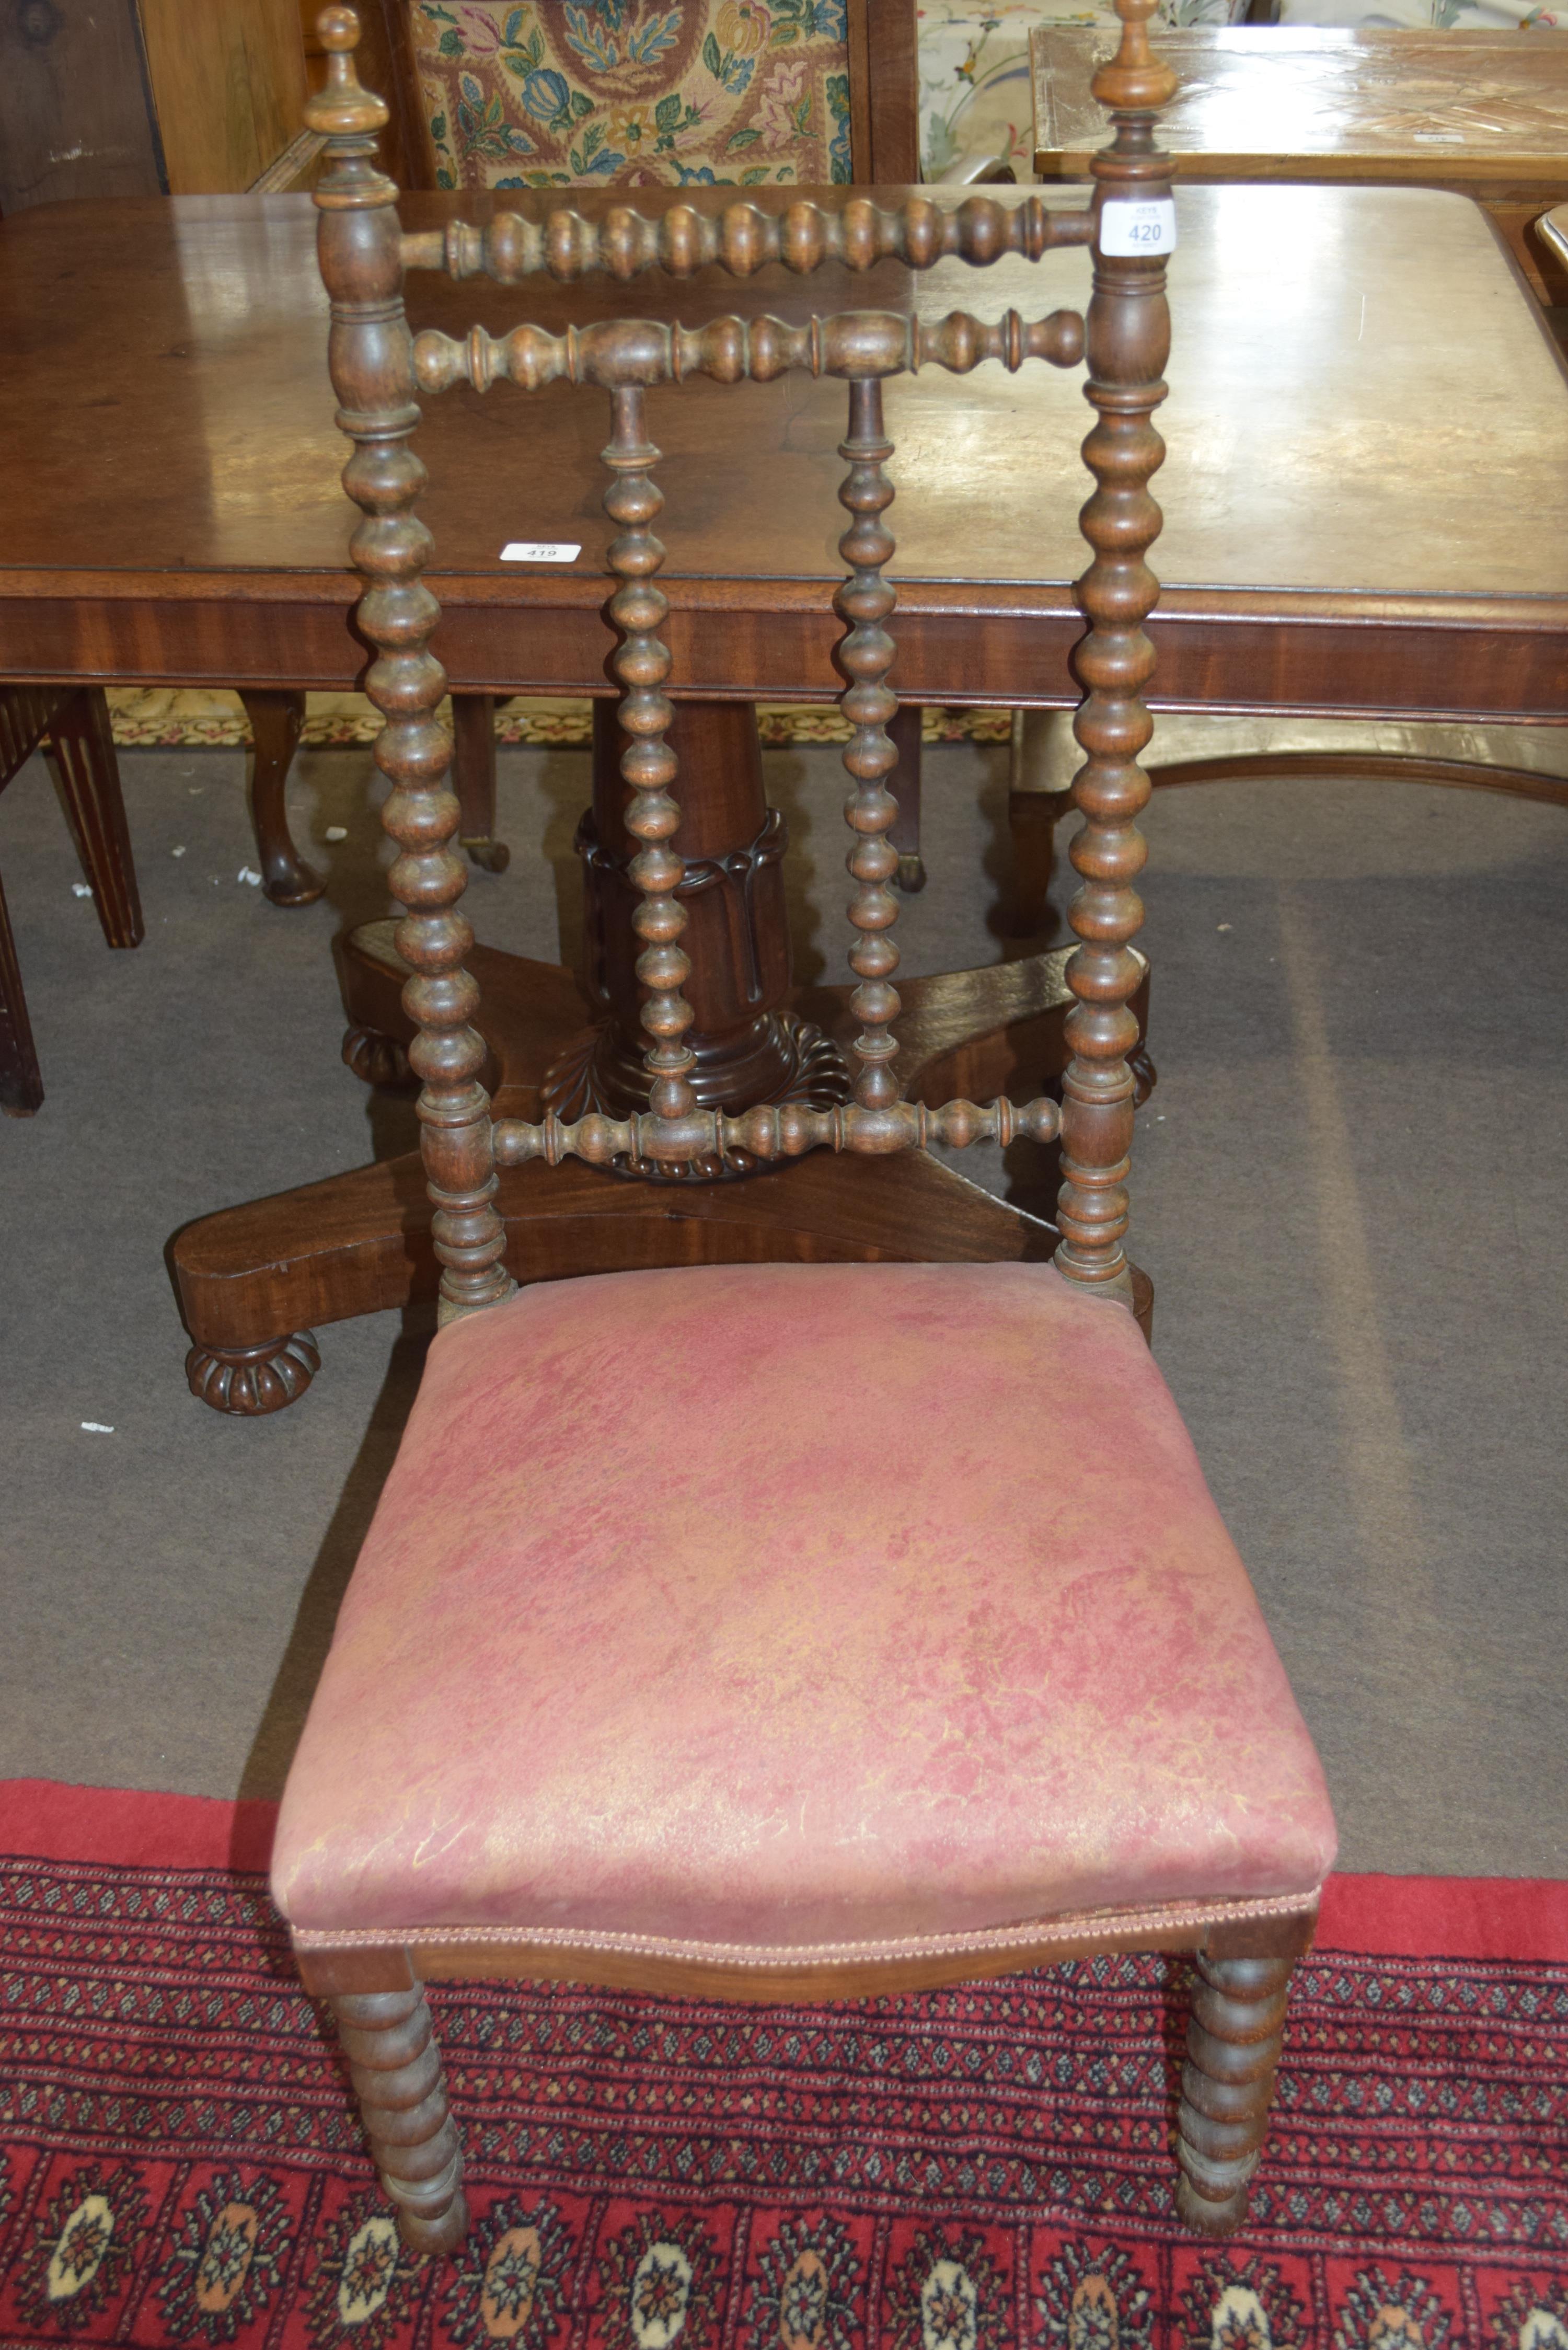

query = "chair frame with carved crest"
[290,0,1318,2257]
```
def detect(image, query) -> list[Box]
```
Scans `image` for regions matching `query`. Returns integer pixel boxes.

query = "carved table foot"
[186,1329,321,1415]
[342,1022,416,1091]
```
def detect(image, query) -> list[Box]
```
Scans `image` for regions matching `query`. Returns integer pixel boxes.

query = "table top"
[1033,27,1568,184]
[3,185,1568,714]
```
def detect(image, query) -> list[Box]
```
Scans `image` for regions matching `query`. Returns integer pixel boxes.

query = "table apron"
[4,596,1568,723]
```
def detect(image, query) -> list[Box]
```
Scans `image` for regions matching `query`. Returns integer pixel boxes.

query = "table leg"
[239,689,324,908]
[887,702,926,894]
[47,687,144,951]
[0,866,43,1116]
[451,693,511,873]
[174,699,1152,1409]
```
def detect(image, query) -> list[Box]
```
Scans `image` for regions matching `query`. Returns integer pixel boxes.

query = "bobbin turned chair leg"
[1175,1948,1295,2236]
[331,1982,469,2255]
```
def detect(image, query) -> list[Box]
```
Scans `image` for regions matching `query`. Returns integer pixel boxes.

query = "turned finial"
[305,5,390,137]
[1092,0,1178,117]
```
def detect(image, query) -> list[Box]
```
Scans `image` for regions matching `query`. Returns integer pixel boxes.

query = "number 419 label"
[1099,198,1177,257]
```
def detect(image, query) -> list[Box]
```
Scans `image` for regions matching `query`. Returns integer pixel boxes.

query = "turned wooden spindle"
[400,193,1096,284]
[835,378,903,1113]
[1175,1950,1295,2236]
[331,1985,468,2256]
[1053,0,1175,1301]
[412,308,1085,397]
[603,387,696,1121]
[307,6,513,1324]
[491,1091,1061,1170]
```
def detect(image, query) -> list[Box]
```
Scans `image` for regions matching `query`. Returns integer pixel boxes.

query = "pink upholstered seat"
[272,1261,1335,1959]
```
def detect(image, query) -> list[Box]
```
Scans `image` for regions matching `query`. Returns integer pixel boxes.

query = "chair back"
[305,0,1177,1317]
[389,0,924,189]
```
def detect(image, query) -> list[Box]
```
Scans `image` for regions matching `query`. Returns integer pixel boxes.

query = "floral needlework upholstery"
[412,0,852,189]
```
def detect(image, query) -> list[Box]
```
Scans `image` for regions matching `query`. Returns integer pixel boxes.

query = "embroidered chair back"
[305,0,1177,1321]
[397,0,920,191]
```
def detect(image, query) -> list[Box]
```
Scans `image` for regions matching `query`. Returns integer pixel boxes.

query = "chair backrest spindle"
[602,385,696,1126]
[836,376,903,1116]
[306,0,1174,1313]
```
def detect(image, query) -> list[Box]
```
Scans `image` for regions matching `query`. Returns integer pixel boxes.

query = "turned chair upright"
[305,7,1163,1309]
[267,1,1336,2262]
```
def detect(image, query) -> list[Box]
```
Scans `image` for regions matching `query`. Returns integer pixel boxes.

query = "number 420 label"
[1099,199,1177,257]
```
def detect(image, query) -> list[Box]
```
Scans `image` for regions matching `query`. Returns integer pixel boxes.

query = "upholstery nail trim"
[291,1887,1322,1967]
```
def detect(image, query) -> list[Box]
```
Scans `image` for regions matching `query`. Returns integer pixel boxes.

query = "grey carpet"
[0,735,1564,1876]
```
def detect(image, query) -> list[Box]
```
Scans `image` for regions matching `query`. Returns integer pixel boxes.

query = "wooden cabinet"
[0,0,310,213]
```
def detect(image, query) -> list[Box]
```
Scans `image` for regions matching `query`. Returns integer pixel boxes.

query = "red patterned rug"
[1,1781,1564,2350]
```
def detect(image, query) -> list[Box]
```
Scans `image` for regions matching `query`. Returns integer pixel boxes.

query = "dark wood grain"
[5,187,1568,721]
[863,0,922,185]
[0,0,164,215]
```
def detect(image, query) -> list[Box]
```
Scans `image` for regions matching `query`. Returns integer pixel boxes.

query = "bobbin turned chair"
[272,2,1337,2253]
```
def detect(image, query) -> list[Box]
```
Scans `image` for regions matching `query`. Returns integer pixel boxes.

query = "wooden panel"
[1033,25,1568,181]
[0,0,165,213]
[866,0,921,183]
[138,0,310,191]
[11,582,1568,724]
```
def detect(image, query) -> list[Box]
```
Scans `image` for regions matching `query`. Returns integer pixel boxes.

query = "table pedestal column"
[543,700,849,1177]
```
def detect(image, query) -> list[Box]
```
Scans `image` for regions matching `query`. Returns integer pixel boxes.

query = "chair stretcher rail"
[491,1096,1062,1170]
[412,307,1085,395]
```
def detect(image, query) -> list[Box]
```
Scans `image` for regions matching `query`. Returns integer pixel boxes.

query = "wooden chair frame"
[290,0,1319,2252]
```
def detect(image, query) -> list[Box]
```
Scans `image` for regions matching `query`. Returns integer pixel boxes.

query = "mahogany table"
[5,184,1568,1410]
[1033,26,1568,304]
